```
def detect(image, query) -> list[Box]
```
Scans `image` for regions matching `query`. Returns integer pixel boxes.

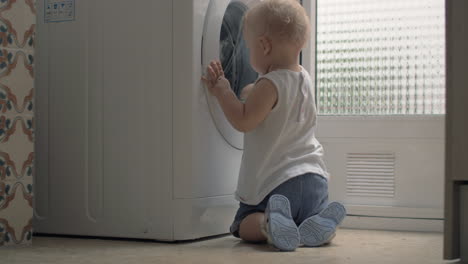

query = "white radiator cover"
[316,116,445,228]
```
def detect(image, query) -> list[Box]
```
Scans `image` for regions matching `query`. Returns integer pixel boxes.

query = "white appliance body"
[34,0,259,240]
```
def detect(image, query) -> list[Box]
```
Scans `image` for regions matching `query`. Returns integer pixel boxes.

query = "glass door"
[202,0,258,150]
[308,0,446,223]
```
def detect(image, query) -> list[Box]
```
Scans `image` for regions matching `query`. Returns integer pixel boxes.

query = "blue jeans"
[230,172,329,238]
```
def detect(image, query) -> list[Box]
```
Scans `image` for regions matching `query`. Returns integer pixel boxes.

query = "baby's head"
[243,0,310,74]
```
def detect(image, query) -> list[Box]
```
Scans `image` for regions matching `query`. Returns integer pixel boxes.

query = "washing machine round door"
[202,0,259,150]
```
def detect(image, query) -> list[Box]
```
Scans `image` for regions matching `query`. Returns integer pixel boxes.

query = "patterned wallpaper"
[0,0,35,246]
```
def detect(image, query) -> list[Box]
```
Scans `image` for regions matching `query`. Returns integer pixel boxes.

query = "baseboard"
[341,215,443,232]
[346,205,443,219]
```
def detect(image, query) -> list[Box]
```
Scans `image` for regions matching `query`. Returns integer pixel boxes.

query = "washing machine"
[34,0,260,240]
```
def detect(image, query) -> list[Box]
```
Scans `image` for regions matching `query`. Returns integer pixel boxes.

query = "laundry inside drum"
[219,1,258,99]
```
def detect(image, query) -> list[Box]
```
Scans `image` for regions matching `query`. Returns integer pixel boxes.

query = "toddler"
[202,0,346,251]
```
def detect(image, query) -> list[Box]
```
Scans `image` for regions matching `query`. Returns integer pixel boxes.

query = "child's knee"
[239,213,267,242]
[239,228,266,242]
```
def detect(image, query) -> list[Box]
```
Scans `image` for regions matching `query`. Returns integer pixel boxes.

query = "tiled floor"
[0,229,459,264]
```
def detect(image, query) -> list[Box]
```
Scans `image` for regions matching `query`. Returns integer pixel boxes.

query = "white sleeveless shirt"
[235,66,329,205]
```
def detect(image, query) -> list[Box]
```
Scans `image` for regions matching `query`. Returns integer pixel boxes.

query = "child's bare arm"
[202,61,277,133]
[240,83,255,102]
[237,79,277,131]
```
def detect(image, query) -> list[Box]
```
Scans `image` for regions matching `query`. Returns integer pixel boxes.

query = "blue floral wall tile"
[0,0,34,248]
[0,181,33,246]
[0,50,34,115]
[0,0,36,50]
[0,115,34,182]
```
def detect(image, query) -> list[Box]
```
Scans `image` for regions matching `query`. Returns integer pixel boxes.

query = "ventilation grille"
[346,153,395,197]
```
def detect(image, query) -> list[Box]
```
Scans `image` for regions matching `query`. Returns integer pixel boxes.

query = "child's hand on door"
[201,60,230,98]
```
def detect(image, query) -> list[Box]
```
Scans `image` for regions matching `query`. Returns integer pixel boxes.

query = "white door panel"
[303,0,445,220]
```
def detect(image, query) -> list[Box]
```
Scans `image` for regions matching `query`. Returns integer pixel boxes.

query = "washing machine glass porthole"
[220,1,258,99]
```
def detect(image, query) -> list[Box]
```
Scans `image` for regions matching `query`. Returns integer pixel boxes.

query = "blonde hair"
[244,0,310,48]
